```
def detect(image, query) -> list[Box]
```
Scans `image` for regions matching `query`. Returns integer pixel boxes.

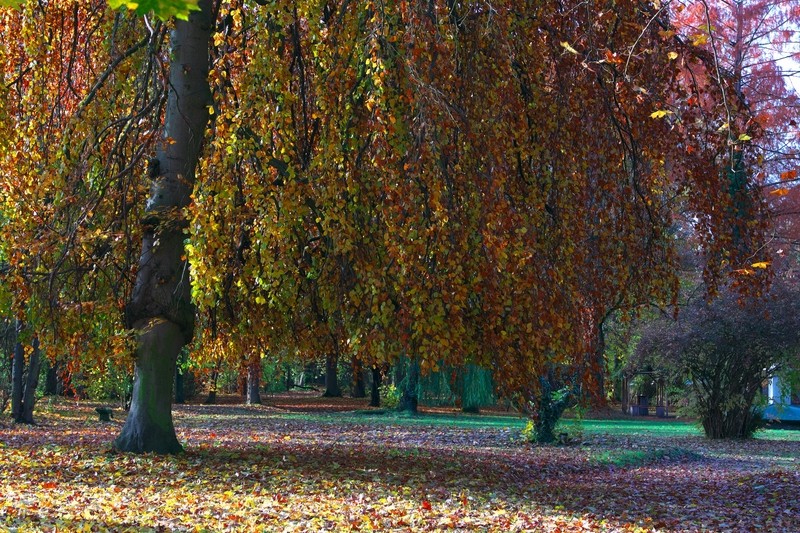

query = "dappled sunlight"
[1,399,799,531]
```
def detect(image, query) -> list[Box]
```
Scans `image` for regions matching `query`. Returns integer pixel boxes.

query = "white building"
[762,376,800,422]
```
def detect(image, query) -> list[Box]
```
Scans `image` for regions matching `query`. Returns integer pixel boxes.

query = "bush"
[636,281,800,439]
[379,383,401,410]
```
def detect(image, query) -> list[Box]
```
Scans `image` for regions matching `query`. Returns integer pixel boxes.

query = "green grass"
[301,410,800,441]
[558,418,702,438]
[590,447,700,467]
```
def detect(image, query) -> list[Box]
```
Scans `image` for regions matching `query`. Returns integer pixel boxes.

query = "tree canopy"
[1,0,797,450]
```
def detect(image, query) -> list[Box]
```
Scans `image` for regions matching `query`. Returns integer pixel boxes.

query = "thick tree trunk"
[246,359,262,405]
[351,356,366,398]
[11,331,42,425]
[45,361,61,396]
[114,321,184,454]
[369,366,382,407]
[115,0,212,454]
[399,359,419,414]
[322,353,341,397]
[18,338,41,424]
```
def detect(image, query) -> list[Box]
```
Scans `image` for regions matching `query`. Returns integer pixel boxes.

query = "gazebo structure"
[621,370,669,417]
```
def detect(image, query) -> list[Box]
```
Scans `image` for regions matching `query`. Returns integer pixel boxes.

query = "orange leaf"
[42,481,57,489]
[421,500,432,511]
[780,169,797,181]
[770,188,790,196]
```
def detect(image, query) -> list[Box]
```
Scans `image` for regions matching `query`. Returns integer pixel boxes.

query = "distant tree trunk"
[12,333,42,425]
[204,366,220,405]
[399,358,419,414]
[284,365,294,391]
[18,338,41,424]
[174,349,187,404]
[369,366,382,407]
[322,353,341,397]
[351,356,366,398]
[114,0,212,454]
[10,335,23,421]
[45,360,61,396]
[247,358,262,405]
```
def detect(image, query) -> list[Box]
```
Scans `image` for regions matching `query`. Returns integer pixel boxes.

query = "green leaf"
[0,0,24,7]
[108,0,200,21]
[738,133,752,142]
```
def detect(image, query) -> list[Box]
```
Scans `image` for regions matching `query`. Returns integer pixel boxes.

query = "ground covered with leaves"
[1,394,798,532]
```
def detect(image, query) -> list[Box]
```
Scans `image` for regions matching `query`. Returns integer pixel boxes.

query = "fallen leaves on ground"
[1,397,798,532]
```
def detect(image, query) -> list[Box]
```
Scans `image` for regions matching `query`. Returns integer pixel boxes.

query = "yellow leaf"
[717,122,729,132]
[560,41,579,55]
[738,133,752,141]
[751,262,770,269]
[667,51,678,60]
[691,33,709,46]
[650,110,673,119]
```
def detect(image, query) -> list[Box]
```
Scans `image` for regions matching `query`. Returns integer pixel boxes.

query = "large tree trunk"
[115,0,212,454]
[11,331,42,425]
[246,358,262,405]
[322,353,341,397]
[45,360,61,396]
[115,321,184,453]
[351,355,366,398]
[369,366,382,407]
[18,338,41,424]
[399,358,419,414]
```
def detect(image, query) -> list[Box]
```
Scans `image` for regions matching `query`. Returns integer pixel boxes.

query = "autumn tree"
[1,0,781,452]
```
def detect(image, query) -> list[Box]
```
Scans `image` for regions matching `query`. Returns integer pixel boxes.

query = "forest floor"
[1,392,798,532]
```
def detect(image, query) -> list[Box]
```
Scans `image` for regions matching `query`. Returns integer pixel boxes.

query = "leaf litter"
[1,398,798,532]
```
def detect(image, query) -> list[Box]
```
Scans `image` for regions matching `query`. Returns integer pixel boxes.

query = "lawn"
[1,395,798,532]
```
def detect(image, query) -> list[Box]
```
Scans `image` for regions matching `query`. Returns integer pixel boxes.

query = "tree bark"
[399,359,419,414]
[18,337,41,424]
[11,329,42,425]
[369,366,382,407]
[10,337,23,421]
[246,358,262,405]
[284,365,294,391]
[174,348,188,404]
[115,0,212,454]
[351,355,366,398]
[204,365,219,404]
[322,353,341,397]
[45,360,61,396]
[114,321,184,454]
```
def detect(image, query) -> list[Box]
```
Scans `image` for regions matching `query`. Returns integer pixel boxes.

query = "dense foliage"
[0,0,797,449]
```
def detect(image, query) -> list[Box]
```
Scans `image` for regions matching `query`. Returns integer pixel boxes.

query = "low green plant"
[379,383,401,410]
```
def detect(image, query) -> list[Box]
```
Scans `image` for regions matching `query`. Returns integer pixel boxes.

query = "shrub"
[636,281,800,439]
[379,383,401,410]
